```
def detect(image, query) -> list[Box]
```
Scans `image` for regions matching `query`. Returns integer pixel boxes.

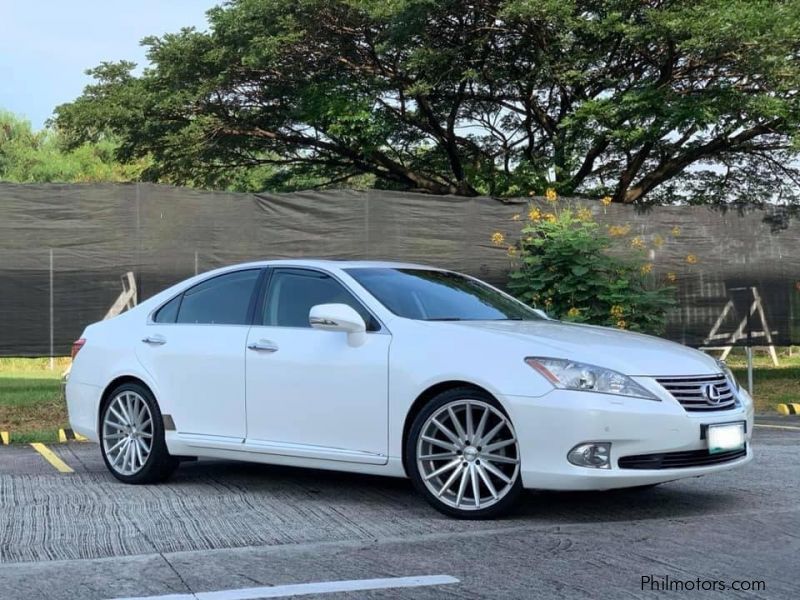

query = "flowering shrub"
[498,191,676,334]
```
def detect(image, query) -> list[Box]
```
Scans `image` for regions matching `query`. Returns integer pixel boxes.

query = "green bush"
[501,195,675,334]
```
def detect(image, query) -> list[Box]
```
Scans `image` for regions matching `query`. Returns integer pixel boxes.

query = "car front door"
[136,268,262,442]
[245,268,390,463]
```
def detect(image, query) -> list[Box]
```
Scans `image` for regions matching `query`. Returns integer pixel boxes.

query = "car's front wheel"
[406,388,522,519]
[100,382,178,484]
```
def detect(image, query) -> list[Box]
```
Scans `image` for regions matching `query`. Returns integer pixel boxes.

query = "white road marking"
[110,575,460,600]
[754,423,800,431]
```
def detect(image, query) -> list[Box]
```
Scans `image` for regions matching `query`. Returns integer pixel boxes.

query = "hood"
[432,320,719,377]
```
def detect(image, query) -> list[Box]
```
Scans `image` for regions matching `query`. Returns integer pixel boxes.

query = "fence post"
[49,248,54,370]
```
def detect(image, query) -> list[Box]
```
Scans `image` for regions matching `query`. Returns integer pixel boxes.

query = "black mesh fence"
[1,182,798,356]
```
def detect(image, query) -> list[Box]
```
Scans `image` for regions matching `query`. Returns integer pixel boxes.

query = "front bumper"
[504,383,754,491]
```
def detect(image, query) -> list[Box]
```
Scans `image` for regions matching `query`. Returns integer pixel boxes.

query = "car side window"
[262,269,378,331]
[153,295,181,323]
[176,269,260,325]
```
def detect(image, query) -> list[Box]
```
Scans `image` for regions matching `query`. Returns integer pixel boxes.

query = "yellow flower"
[640,263,653,274]
[511,213,521,221]
[576,207,593,221]
[545,188,558,203]
[671,226,681,237]
[686,254,698,265]
[528,207,542,221]
[652,234,664,249]
[601,195,613,206]
[608,224,631,237]
[491,232,505,246]
[610,305,625,318]
[544,212,557,223]
[507,245,517,257]
[616,319,627,329]
[630,236,645,249]
[567,307,581,318]
[666,272,677,282]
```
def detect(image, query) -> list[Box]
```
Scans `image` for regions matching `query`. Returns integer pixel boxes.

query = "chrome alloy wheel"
[416,399,520,511]
[102,391,154,476]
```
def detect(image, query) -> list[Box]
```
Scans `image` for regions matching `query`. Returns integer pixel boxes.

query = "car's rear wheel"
[100,382,178,484]
[406,388,522,519]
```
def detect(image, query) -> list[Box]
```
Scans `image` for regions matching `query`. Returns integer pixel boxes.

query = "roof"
[261,259,439,270]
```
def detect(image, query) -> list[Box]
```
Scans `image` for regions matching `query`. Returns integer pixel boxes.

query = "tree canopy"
[0,111,146,184]
[55,0,800,203]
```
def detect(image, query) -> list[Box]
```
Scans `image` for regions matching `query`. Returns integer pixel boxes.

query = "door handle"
[248,340,279,353]
[142,335,167,345]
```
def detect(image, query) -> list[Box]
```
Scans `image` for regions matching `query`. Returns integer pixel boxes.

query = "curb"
[1,431,8,445]
[58,428,89,442]
[776,403,800,416]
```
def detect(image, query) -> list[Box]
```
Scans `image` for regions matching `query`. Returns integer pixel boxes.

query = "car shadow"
[171,458,743,524]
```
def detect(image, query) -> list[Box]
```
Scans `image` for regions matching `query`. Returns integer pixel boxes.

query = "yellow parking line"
[30,443,74,473]
[58,428,90,442]
[754,423,800,431]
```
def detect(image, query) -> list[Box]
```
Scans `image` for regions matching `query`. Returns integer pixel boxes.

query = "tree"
[55,0,800,203]
[0,111,146,183]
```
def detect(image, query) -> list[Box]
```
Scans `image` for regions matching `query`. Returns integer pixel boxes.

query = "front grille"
[618,446,747,470]
[656,374,737,412]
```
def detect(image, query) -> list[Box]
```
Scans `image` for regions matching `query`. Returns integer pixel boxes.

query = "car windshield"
[346,268,542,321]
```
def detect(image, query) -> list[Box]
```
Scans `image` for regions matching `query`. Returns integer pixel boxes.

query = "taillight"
[71,338,86,360]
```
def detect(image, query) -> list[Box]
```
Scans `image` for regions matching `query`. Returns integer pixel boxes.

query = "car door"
[245,267,390,463]
[136,268,262,442]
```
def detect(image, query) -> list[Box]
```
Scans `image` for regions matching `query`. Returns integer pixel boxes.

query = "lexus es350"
[66,260,753,518]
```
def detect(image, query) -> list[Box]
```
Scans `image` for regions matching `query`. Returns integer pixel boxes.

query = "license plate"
[707,422,745,454]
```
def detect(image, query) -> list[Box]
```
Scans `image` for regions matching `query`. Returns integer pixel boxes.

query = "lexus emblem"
[703,383,723,404]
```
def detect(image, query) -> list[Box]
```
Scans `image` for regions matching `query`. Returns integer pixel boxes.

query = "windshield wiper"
[424,317,464,321]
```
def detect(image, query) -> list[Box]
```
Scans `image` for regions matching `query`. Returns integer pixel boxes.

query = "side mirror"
[309,303,367,346]
[533,308,550,320]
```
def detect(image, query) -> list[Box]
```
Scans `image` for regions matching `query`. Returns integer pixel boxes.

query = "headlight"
[716,359,740,391]
[526,357,659,400]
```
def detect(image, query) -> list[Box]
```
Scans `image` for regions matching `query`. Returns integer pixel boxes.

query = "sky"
[0,0,220,129]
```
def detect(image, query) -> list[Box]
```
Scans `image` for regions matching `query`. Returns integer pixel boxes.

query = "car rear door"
[136,268,263,442]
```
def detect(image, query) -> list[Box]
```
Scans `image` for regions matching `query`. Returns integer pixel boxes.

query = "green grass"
[1,351,798,444]
[0,357,69,443]
[725,350,800,413]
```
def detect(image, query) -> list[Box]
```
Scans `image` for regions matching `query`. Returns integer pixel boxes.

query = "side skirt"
[165,432,406,478]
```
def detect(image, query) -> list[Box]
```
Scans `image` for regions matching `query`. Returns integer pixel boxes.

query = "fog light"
[567,442,611,469]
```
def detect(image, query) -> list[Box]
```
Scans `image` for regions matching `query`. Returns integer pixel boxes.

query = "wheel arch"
[401,380,505,476]
[97,375,158,433]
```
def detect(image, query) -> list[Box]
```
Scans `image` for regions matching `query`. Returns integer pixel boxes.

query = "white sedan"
[66,260,753,518]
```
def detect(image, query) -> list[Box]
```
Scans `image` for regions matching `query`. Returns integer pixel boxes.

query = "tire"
[100,382,179,484]
[405,387,523,519]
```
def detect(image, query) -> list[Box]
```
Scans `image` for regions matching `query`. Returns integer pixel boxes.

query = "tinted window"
[176,269,260,325]
[263,269,378,330]
[153,295,181,323]
[346,268,541,321]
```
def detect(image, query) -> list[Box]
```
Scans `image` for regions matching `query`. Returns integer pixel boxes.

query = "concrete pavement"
[0,425,798,599]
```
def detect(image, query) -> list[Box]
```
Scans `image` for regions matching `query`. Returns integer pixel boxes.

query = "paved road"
[1,422,798,599]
